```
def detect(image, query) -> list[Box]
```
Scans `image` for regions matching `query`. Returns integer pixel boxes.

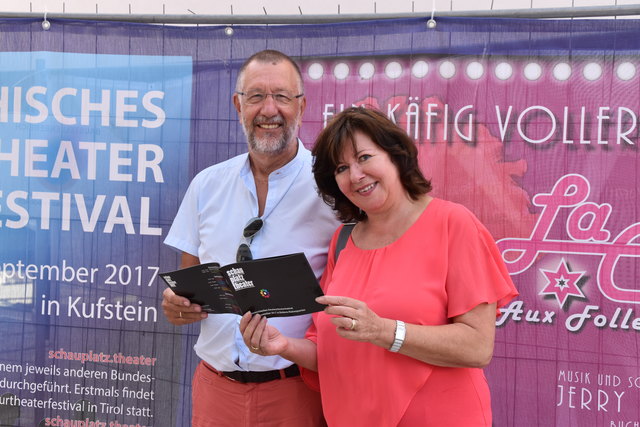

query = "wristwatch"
[389,320,406,353]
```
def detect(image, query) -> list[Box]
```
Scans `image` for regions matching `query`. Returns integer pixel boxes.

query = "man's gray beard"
[242,118,299,155]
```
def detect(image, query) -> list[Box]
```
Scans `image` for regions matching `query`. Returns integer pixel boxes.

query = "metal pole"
[0,4,639,24]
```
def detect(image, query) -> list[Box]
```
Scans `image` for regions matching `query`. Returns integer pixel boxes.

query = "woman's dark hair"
[312,106,432,222]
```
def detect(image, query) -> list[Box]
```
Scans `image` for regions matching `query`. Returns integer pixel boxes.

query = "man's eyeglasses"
[236,91,304,106]
[236,217,264,262]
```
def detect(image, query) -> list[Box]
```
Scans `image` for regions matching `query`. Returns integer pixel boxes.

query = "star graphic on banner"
[539,259,586,309]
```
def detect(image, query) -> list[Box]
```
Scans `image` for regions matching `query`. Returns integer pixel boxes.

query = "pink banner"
[299,53,640,425]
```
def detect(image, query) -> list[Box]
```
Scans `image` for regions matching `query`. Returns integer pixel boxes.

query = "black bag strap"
[334,223,355,263]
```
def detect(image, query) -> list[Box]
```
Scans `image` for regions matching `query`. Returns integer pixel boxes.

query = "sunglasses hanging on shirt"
[236,217,264,262]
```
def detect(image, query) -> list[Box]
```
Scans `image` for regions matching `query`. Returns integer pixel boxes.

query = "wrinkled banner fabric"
[0,16,639,426]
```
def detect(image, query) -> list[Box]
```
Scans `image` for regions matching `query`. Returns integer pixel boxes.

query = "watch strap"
[389,320,406,353]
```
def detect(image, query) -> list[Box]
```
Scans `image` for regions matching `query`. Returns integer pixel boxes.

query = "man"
[162,50,338,426]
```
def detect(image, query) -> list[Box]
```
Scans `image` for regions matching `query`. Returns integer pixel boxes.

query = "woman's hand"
[316,295,396,349]
[317,295,497,368]
[239,312,289,356]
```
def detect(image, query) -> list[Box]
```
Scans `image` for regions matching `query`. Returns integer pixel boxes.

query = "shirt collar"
[240,138,306,183]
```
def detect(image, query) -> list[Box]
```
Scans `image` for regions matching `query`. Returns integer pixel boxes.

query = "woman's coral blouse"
[302,198,518,426]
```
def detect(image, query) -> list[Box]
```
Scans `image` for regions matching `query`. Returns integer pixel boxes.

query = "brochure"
[159,252,325,317]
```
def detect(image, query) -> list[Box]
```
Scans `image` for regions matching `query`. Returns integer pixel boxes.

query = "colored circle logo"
[259,289,270,298]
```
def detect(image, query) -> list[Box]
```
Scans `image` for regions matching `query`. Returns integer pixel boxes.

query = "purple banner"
[0,16,639,426]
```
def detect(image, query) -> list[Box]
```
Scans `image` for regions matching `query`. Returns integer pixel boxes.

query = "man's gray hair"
[236,49,304,93]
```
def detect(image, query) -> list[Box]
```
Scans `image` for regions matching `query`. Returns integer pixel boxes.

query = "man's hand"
[240,312,288,356]
[161,287,208,325]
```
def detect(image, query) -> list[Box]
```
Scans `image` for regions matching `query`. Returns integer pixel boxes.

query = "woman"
[240,107,518,426]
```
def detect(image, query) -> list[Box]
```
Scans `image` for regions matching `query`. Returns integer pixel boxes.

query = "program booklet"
[159,252,325,317]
